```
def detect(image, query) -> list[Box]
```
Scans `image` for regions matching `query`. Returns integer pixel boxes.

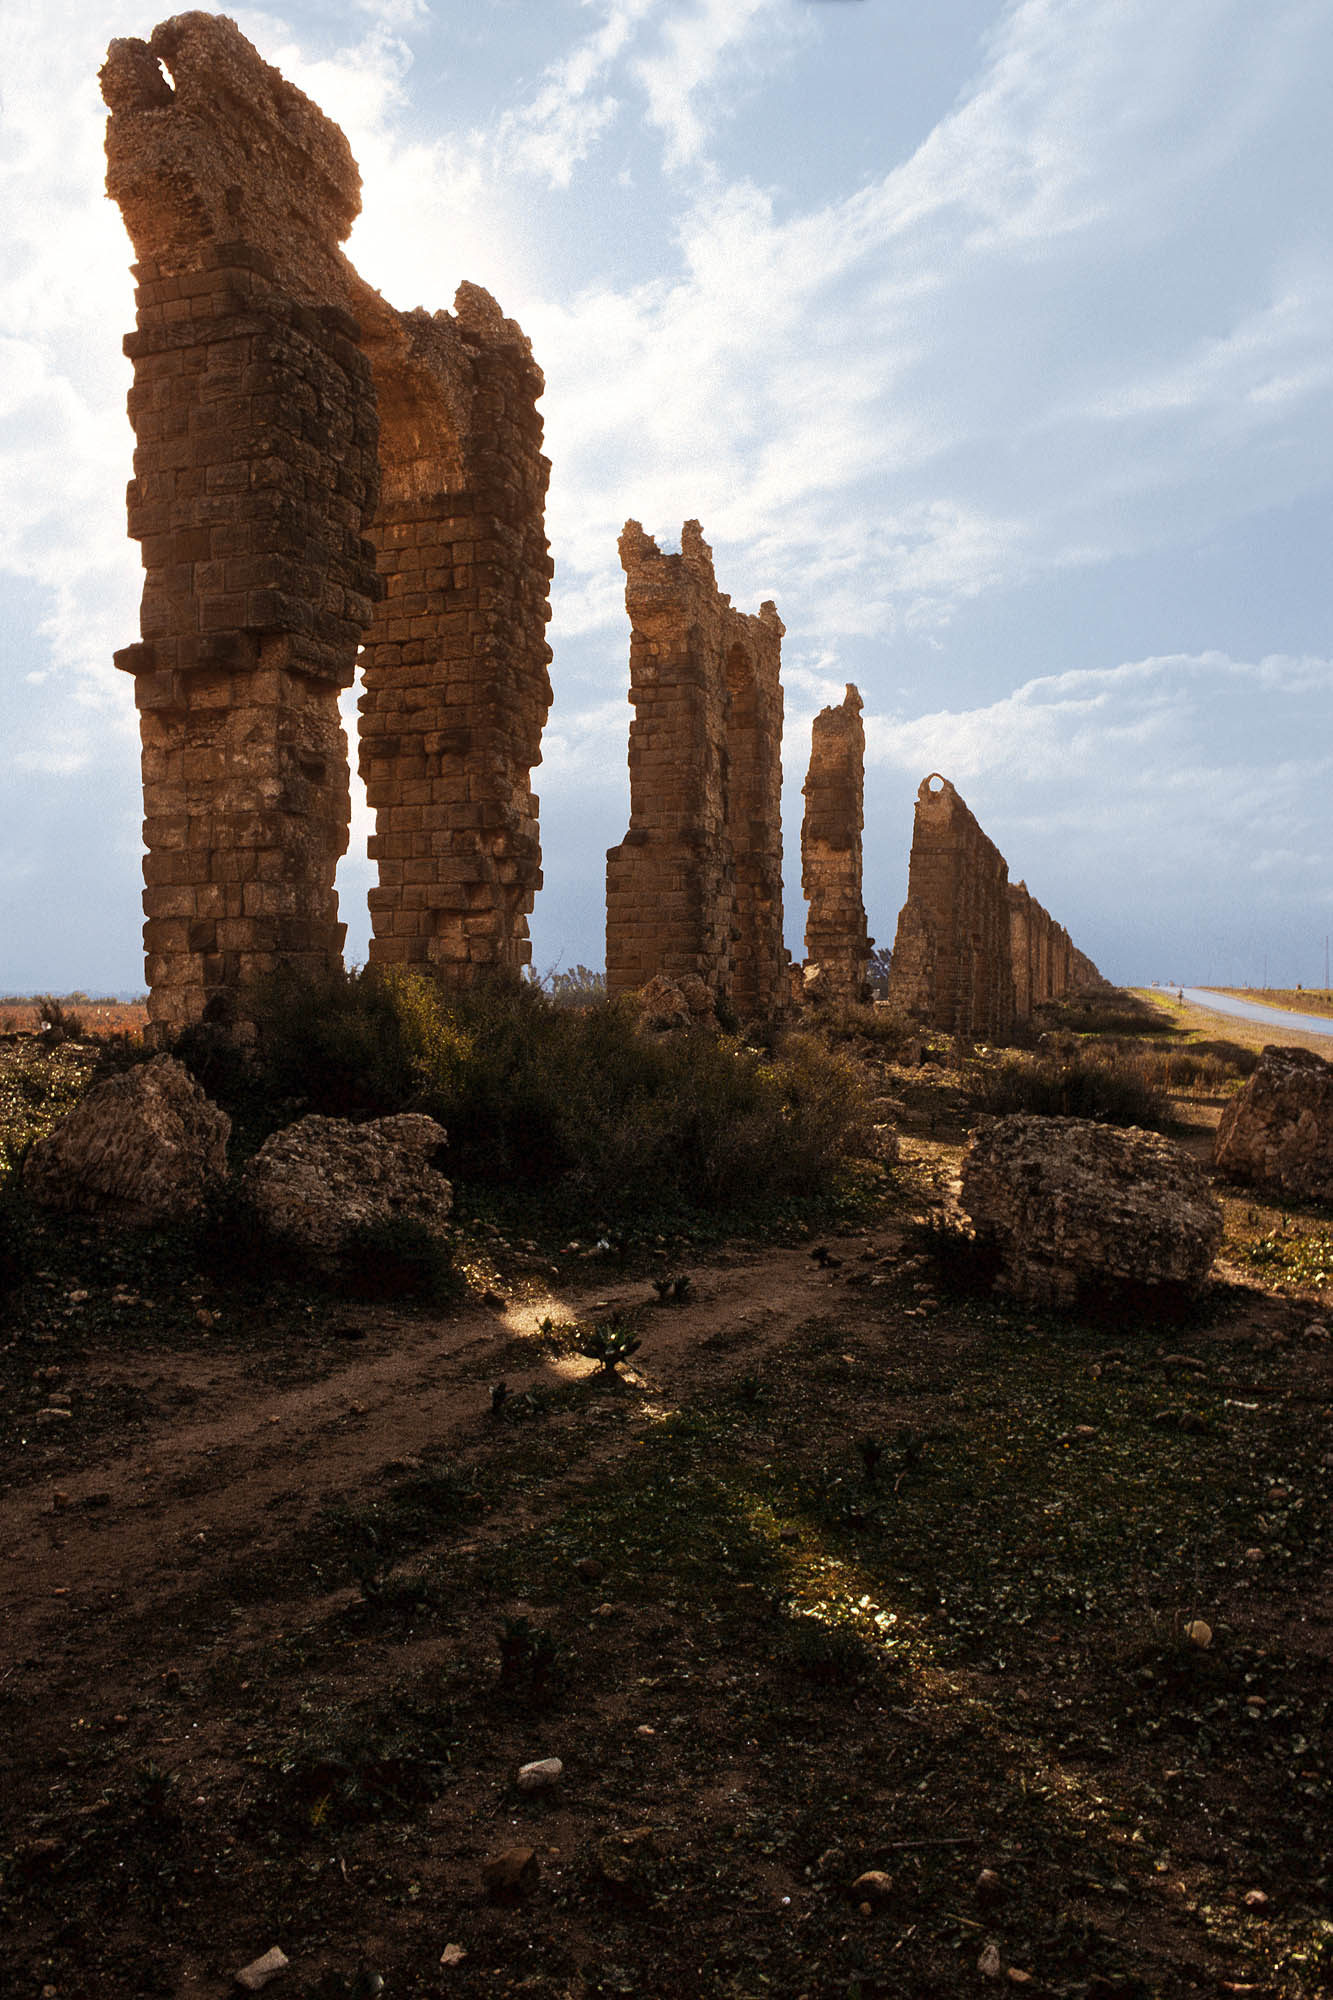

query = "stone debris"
[596,1825,663,1890]
[516,1757,563,1792]
[606,521,787,1019]
[24,1056,230,1222]
[802,685,871,1003]
[241,1112,451,1256]
[235,1945,289,1991]
[102,14,551,1034]
[960,1115,1223,1307]
[481,1845,539,1898]
[1212,1044,1333,1202]
[887,774,1106,1040]
[635,972,715,1031]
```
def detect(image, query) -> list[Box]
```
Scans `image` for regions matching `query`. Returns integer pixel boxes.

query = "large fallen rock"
[960,1114,1223,1306]
[23,1055,230,1222]
[241,1112,452,1257]
[636,973,716,1031]
[1212,1044,1333,1201]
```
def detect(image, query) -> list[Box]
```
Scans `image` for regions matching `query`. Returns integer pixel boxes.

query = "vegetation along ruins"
[1,14,1329,2000]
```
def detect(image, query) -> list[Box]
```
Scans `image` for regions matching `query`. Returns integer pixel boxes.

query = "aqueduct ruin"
[801,684,871,1003]
[605,522,787,1016]
[887,774,1105,1038]
[103,13,552,1032]
[102,18,1106,1042]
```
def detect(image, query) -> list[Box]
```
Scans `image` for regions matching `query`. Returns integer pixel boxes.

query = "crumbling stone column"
[801,685,871,1002]
[889,774,1105,1038]
[606,522,785,1014]
[103,14,551,1028]
[358,288,553,981]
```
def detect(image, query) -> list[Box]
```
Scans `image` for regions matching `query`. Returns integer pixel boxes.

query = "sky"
[2,0,1331,996]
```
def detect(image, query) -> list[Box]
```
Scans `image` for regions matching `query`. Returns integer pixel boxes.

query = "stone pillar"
[1008,882,1034,1021]
[606,521,785,1013]
[103,22,380,1034]
[725,610,786,1018]
[801,685,871,1002]
[358,287,553,980]
[102,15,551,1025]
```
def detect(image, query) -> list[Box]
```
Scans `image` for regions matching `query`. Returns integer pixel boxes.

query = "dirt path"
[6,1236,904,1667]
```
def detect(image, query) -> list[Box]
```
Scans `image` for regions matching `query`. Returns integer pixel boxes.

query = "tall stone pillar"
[358,286,553,980]
[801,685,871,1002]
[606,521,786,1013]
[103,28,380,1033]
[102,15,551,1025]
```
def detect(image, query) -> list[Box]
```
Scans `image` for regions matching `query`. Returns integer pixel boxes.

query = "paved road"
[1177,987,1333,1040]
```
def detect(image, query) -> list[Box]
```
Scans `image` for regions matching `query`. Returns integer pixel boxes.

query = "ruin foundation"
[801,685,871,1002]
[887,774,1105,1039]
[103,13,551,1031]
[605,522,786,1017]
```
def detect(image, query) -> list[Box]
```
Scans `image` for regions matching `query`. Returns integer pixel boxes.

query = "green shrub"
[231,968,869,1226]
[970,1050,1171,1129]
[338,1214,462,1306]
[1035,989,1171,1037]
[0,1039,97,1185]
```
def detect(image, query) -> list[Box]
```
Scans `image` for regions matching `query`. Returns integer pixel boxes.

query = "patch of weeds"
[250,1692,458,1836]
[338,1213,463,1306]
[496,1615,561,1702]
[652,1273,693,1304]
[906,1213,1003,1296]
[782,1616,874,1685]
[578,1317,643,1376]
[0,1037,97,1184]
[970,1049,1172,1129]
[310,1463,479,1589]
[1236,1224,1333,1291]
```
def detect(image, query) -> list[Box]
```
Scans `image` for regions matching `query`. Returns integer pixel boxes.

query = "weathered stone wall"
[103,13,551,1028]
[801,685,870,1002]
[605,522,786,1015]
[887,774,1102,1038]
[886,776,1015,1040]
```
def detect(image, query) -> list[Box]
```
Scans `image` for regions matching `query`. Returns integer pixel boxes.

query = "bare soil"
[1,1034,1329,2000]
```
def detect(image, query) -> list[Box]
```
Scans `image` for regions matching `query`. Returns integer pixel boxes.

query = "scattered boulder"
[516,1757,563,1793]
[637,975,691,1029]
[23,1055,230,1222]
[1212,1044,1333,1202]
[481,1846,539,1899]
[636,973,716,1030]
[241,1113,451,1258]
[959,1115,1223,1307]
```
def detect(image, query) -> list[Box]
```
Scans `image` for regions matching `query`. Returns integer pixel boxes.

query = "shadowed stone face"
[887,774,1103,1039]
[801,684,870,1002]
[103,14,551,1031]
[605,520,786,1017]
